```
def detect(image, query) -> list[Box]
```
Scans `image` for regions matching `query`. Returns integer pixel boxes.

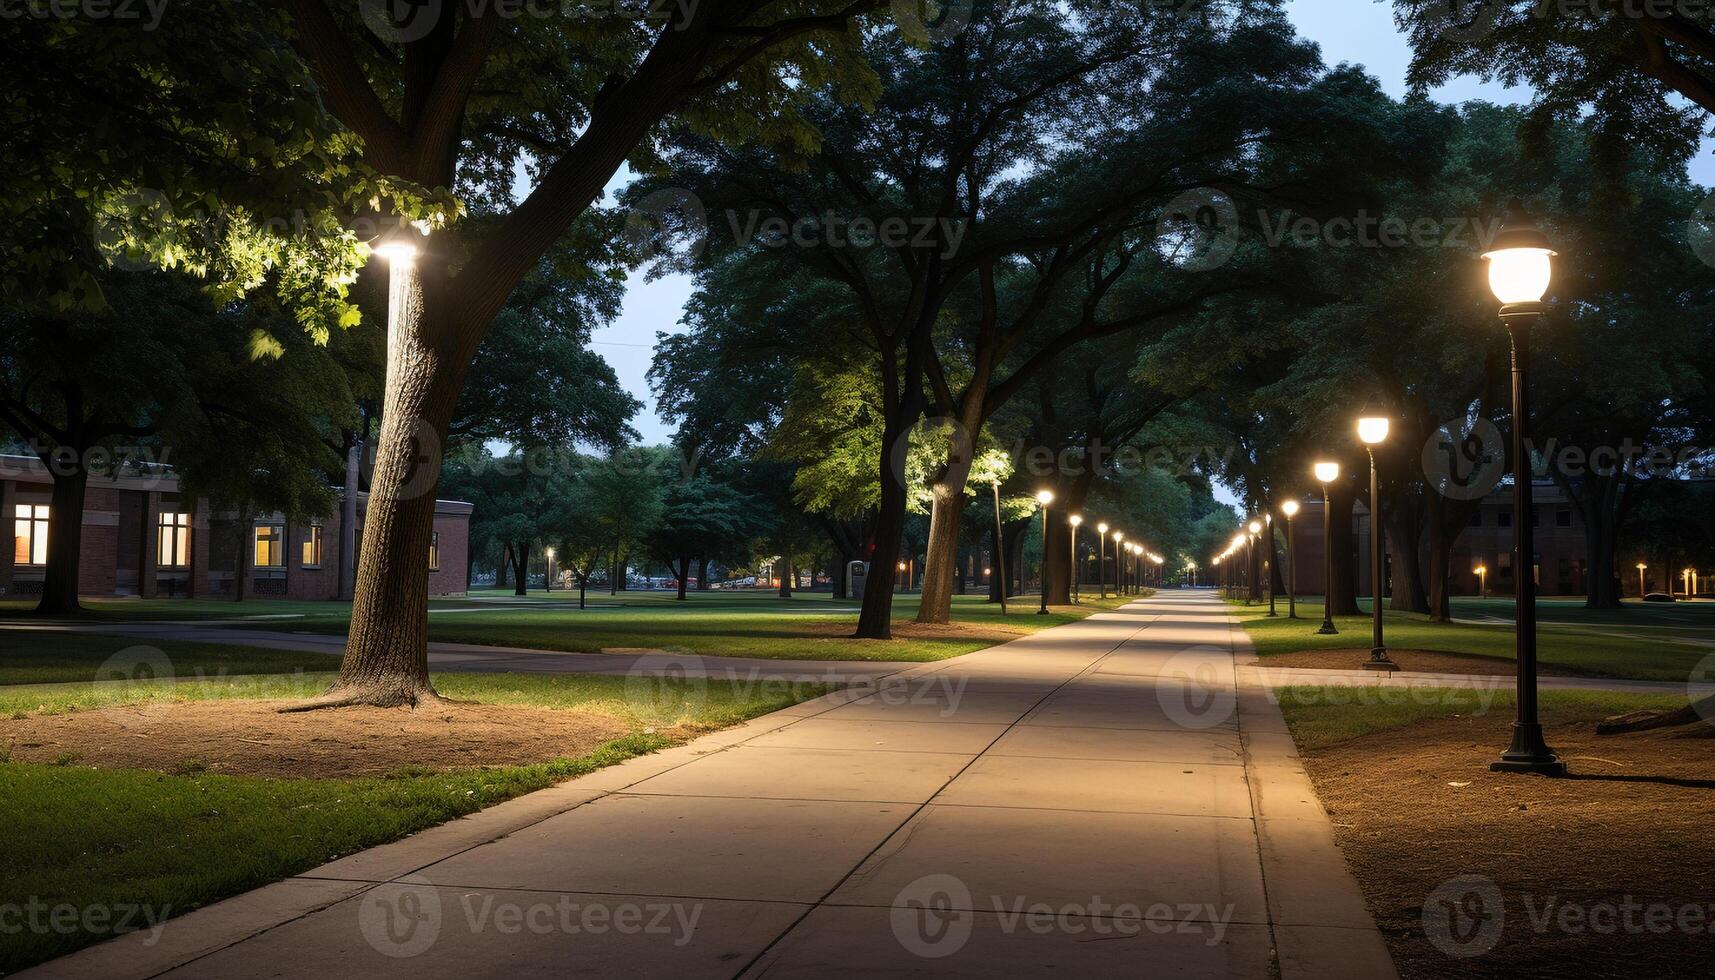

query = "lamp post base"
[1490,724,1568,776]
[1362,648,1398,672]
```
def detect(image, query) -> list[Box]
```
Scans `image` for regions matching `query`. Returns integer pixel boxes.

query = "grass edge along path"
[0,672,826,972]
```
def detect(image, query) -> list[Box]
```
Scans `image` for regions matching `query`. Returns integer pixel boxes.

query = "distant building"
[1,455,471,600]
[1278,480,1605,598]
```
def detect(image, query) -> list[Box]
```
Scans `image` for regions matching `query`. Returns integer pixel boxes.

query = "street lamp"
[1281,499,1300,618]
[1246,520,1261,605]
[544,546,555,592]
[1313,461,1341,636]
[1036,490,1054,614]
[1097,522,1110,599]
[1637,562,1648,599]
[1475,563,1488,600]
[1068,514,1083,603]
[1357,396,1397,672]
[1482,199,1565,776]
[1113,531,1125,595]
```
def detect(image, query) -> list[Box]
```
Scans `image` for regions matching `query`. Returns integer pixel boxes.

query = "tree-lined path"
[26,591,1395,979]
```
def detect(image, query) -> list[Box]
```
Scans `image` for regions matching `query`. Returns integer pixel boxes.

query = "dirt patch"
[1260,648,1580,677]
[1302,713,1715,977]
[0,699,634,778]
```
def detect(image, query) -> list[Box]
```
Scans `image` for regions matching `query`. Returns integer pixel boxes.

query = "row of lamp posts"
[1214,201,1565,777]
[1031,491,1165,612]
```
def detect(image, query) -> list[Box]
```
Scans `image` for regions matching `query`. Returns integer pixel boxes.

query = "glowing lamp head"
[1069,514,1084,528]
[1281,500,1301,518]
[1113,531,1124,543]
[1636,562,1648,571]
[1313,461,1341,484]
[1036,490,1055,506]
[544,547,555,559]
[371,223,422,264]
[898,561,906,570]
[1097,522,1109,535]
[1481,200,1555,305]
[1247,520,1261,535]
[1152,555,1164,565]
[1356,395,1390,446]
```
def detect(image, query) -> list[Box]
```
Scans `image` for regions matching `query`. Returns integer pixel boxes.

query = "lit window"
[13,504,48,566]
[254,524,284,568]
[157,512,190,567]
[302,523,323,567]
[428,531,440,571]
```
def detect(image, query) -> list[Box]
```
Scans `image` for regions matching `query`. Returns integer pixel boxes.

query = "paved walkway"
[25,591,1395,979]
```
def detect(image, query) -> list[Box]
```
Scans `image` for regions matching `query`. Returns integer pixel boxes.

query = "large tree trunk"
[1383,504,1430,614]
[856,419,915,638]
[697,556,709,591]
[1425,509,1455,623]
[1327,479,1361,616]
[915,480,966,624]
[676,555,690,600]
[34,465,89,615]
[496,542,510,590]
[299,261,460,710]
[778,555,793,598]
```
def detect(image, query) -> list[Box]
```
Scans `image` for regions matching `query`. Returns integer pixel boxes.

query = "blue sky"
[590,1,1710,445]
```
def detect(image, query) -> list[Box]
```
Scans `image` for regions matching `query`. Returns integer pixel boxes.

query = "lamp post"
[1476,563,1488,600]
[544,547,555,592]
[991,477,1008,615]
[1069,514,1083,603]
[1246,521,1261,605]
[1036,490,1054,614]
[1357,397,1397,672]
[1281,500,1300,618]
[1637,562,1648,599]
[1097,522,1110,599]
[1113,532,1125,594]
[1313,461,1341,635]
[1264,514,1278,616]
[1483,199,1566,776]
[1151,553,1164,590]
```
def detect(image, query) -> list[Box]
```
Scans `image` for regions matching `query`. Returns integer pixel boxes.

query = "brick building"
[1275,480,1607,599]
[1,455,471,600]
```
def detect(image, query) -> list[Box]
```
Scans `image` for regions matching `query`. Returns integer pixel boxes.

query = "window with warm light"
[301,523,323,568]
[428,531,440,571]
[13,503,48,566]
[254,524,284,568]
[157,512,190,568]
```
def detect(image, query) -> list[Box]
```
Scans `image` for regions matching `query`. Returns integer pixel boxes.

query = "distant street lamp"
[1113,531,1125,594]
[1357,397,1397,672]
[1475,563,1489,600]
[1036,490,1054,614]
[1313,461,1341,635]
[1281,500,1300,618]
[1247,520,1261,605]
[1069,514,1084,603]
[1263,514,1278,617]
[1151,553,1165,590]
[991,477,1008,615]
[1636,562,1648,600]
[1482,199,1565,776]
[1097,522,1110,598]
[544,546,555,592]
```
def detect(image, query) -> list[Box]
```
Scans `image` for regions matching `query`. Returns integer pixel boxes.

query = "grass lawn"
[4,591,1141,662]
[0,631,340,686]
[0,669,825,972]
[1232,596,1715,681]
[1277,686,1715,978]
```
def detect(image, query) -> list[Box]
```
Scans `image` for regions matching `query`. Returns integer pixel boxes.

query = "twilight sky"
[588,0,1710,445]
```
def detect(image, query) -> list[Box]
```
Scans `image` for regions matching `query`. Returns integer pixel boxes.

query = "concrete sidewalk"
[24,590,1396,979]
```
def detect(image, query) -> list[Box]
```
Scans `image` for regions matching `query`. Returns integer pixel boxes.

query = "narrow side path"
[23,590,1395,979]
